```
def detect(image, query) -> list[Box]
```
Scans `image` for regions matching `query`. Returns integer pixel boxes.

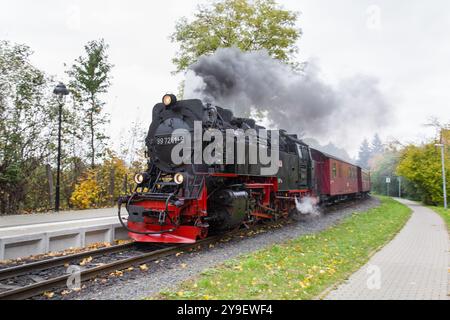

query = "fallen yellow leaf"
[79,256,93,266]
[140,264,149,271]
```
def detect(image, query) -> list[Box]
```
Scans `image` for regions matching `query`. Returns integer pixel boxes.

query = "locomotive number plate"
[155,135,185,145]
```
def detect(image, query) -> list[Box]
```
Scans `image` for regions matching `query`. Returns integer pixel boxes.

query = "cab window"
[297,145,303,159]
[301,146,309,160]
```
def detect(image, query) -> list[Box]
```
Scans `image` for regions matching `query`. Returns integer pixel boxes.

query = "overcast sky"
[1,0,449,157]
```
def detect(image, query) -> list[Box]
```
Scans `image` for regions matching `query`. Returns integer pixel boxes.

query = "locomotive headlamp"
[174,172,184,185]
[134,172,151,185]
[134,173,145,184]
[162,94,177,107]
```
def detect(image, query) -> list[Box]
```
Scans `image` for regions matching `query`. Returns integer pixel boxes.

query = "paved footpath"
[326,198,449,300]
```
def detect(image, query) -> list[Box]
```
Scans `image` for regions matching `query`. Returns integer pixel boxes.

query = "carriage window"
[332,163,337,178]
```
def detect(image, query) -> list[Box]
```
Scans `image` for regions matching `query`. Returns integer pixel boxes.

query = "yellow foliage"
[396,143,449,205]
[70,151,131,209]
[441,129,450,145]
[70,171,102,209]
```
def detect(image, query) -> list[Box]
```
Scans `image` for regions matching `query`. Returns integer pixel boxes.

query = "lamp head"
[53,82,69,103]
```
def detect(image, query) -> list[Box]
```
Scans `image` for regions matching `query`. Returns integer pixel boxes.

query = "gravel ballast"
[69,197,379,300]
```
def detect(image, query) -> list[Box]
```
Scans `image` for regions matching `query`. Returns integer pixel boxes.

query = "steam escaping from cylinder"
[295,196,320,216]
[184,47,393,151]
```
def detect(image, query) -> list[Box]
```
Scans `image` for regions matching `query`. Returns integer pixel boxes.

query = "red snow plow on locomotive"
[117,94,370,244]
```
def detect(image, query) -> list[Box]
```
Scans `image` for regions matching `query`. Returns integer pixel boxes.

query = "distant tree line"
[356,133,384,169]
[357,127,449,206]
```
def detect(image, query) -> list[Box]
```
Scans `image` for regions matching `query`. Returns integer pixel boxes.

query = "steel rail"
[0,236,220,300]
[0,242,136,282]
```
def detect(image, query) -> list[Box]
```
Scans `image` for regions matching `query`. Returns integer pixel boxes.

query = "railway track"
[0,242,136,281]
[0,237,219,300]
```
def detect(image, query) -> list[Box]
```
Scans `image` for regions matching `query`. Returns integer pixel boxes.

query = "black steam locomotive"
[118,94,370,243]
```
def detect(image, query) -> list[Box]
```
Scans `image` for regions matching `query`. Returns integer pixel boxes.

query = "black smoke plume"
[184,47,392,147]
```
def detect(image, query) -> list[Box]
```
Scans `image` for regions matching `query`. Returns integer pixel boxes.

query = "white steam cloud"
[295,197,320,216]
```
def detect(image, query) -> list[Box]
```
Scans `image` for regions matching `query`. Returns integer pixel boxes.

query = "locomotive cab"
[277,132,313,192]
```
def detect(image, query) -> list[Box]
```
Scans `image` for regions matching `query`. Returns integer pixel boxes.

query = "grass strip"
[157,197,411,300]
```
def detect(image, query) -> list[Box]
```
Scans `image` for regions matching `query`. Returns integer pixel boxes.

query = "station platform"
[0,208,129,261]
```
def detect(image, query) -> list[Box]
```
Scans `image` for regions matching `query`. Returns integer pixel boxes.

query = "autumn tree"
[23,101,86,212]
[67,39,113,168]
[357,139,371,169]
[118,118,146,166]
[371,133,384,156]
[396,142,449,205]
[0,41,56,214]
[171,0,301,73]
[70,150,128,209]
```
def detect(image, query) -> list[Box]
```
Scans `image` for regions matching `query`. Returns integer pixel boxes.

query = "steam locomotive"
[118,94,370,244]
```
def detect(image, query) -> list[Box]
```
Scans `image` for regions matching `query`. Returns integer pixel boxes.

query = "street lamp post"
[435,144,447,209]
[53,82,69,212]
